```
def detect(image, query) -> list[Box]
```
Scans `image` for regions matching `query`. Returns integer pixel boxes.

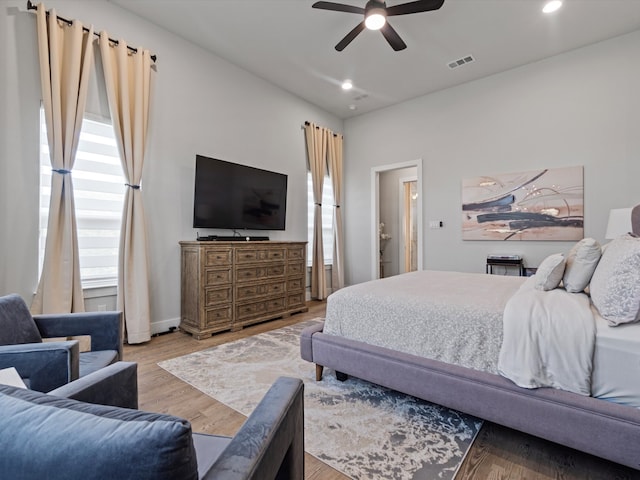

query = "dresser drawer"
[287,293,305,309]
[204,306,233,328]
[236,281,285,301]
[204,286,232,306]
[204,268,232,285]
[235,264,285,282]
[287,278,304,292]
[235,249,261,263]
[287,261,304,276]
[266,296,286,312]
[266,248,286,261]
[204,248,232,266]
[235,247,286,263]
[235,297,286,321]
[235,300,267,321]
[287,246,305,261]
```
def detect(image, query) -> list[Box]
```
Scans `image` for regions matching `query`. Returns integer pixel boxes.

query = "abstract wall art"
[462,166,584,241]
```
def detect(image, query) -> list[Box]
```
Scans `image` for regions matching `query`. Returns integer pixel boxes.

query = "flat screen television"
[193,155,288,231]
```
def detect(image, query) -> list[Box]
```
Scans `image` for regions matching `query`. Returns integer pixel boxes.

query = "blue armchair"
[0,294,123,392]
[49,360,139,409]
[0,374,304,480]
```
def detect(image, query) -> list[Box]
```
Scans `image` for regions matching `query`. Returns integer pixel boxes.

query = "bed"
[300,232,640,470]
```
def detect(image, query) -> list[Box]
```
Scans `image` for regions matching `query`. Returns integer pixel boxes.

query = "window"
[307,172,334,265]
[39,108,125,287]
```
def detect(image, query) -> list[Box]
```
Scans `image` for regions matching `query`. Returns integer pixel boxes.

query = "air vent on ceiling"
[353,93,369,101]
[447,55,475,70]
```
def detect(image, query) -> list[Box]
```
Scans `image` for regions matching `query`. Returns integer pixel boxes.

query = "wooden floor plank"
[124,301,637,480]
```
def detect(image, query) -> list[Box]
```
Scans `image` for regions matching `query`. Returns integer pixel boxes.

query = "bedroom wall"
[343,30,640,286]
[0,0,342,333]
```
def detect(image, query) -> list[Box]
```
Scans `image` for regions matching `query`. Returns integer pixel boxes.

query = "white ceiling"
[110,0,640,119]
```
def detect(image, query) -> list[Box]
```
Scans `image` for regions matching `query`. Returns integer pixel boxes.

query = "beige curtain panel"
[99,32,152,344]
[304,123,329,300]
[32,3,94,314]
[328,133,345,291]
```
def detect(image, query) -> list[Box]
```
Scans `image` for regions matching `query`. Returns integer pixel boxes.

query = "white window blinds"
[307,172,334,265]
[39,108,125,287]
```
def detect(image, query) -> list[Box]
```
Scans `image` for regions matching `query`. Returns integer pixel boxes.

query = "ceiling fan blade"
[386,0,445,16]
[335,21,366,51]
[312,1,365,14]
[380,22,407,51]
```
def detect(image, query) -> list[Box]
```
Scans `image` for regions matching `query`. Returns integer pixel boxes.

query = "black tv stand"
[196,235,270,242]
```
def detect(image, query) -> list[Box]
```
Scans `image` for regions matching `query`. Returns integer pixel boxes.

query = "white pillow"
[534,253,566,291]
[590,234,640,326]
[562,238,602,293]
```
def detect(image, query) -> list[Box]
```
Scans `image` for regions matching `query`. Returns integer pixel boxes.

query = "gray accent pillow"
[0,294,42,345]
[562,238,602,293]
[590,234,640,326]
[534,253,566,291]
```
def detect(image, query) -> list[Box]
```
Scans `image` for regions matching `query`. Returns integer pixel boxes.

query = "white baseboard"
[151,317,180,336]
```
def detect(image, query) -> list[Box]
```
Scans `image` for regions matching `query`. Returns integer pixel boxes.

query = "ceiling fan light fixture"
[313,0,444,51]
[365,9,386,30]
[542,0,562,14]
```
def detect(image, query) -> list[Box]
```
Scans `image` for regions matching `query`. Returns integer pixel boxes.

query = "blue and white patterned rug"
[159,319,482,480]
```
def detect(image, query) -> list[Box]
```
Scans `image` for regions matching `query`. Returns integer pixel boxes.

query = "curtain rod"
[302,121,341,137]
[26,0,157,63]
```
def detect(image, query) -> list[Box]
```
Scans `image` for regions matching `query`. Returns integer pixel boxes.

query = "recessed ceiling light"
[341,80,353,90]
[348,104,357,111]
[542,1,562,14]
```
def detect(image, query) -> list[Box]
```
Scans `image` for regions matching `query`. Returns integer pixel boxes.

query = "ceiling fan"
[312,0,445,51]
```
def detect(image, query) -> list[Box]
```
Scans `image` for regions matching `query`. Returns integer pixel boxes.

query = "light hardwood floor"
[124,301,638,480]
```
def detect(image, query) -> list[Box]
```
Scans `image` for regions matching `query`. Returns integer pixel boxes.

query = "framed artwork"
[462,166,584,241]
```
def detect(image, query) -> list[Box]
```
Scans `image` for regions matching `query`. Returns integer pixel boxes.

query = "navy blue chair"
[0,373,304,480]
[0,294,122,392]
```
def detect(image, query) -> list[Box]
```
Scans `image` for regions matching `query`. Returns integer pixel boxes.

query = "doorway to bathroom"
[371,159,423,279]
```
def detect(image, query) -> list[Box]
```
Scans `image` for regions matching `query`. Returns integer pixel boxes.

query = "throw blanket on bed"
[498,276,596,396]
[324,270,525,374]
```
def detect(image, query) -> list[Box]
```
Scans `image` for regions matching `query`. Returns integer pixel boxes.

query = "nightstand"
[486,256,524,276]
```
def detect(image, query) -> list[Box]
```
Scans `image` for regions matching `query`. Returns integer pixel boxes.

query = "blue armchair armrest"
[33,311,123,359]
[0,341,79,392]
[50,361,138,409]
[200,376,304,480]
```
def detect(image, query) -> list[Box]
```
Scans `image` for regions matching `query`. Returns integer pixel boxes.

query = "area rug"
[158,319,482,480]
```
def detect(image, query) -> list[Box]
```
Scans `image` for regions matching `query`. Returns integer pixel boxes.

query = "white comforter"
[498,276,596,396]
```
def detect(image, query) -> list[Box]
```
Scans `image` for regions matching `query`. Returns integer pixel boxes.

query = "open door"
[371,160,423,280]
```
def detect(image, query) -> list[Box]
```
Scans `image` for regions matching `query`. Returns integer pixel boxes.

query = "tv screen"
[193,155,288,230]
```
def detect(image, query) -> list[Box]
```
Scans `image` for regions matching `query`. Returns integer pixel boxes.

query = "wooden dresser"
[179,241,308,339]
